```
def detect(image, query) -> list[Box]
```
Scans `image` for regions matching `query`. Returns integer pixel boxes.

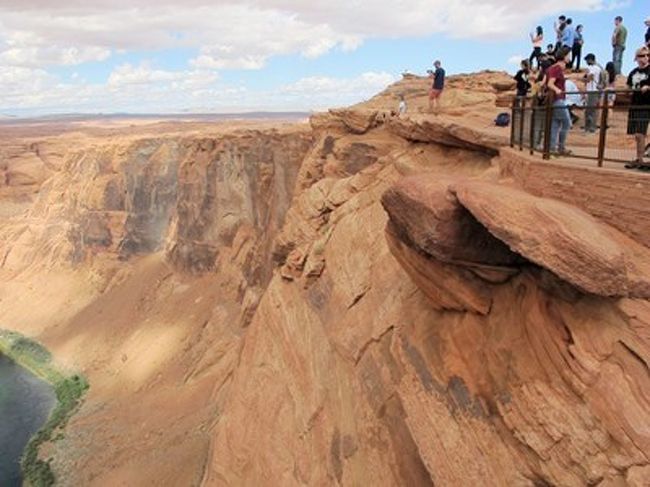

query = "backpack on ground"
[495,112,511,127]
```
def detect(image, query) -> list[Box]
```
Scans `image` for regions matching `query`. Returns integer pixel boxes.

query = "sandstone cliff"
[0,73,648,486]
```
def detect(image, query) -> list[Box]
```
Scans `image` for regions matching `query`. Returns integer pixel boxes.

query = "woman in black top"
[514,60,531,97]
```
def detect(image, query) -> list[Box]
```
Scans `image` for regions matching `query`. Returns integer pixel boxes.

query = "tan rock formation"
[0,72,648,487]
[452,180,650,298]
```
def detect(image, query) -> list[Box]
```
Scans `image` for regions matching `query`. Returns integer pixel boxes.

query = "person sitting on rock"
[428,60,445,114]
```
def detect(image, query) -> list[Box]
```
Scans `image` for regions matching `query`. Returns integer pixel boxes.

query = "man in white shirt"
[583,53,603,133]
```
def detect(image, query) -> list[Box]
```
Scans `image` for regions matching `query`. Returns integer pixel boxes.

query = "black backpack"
[495,112,511,127]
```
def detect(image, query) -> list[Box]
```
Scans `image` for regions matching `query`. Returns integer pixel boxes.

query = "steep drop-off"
[0,73,648,486]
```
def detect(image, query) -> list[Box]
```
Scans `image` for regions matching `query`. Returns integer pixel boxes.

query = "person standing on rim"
[554,15,567,53]
[583,53,603,133]
[571,25,584,72]
[625,47,650,170]
[612,16,627,75]
[529,26,544,69]
[428,60,445,114]
[547,46,573,156]
[645,16,650,48]
[561,18,575,67]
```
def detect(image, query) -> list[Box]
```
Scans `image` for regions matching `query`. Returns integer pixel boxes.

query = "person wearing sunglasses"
[625,47,650,170]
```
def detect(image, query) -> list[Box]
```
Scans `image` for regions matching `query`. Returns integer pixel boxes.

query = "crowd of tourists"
[514,15,650,170]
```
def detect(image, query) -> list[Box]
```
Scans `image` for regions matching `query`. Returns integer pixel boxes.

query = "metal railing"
[510,90,650,167]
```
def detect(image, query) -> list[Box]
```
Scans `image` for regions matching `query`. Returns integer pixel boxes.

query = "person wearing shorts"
[626,47,650,170]
[429,60,445,113]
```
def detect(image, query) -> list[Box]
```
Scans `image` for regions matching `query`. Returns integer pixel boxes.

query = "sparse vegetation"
[0,330,89,486]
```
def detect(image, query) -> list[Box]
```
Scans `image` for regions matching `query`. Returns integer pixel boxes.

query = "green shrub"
[0,329,89,486]
[10,336,52,364]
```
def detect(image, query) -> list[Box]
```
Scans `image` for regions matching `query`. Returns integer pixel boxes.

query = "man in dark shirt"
[626,47,650,169]
[545,44,556,60]
[547,46,572,155]
[428,60,445,113]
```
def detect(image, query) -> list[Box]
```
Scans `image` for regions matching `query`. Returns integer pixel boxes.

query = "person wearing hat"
[625,46,650,170]
[583,53,603,133]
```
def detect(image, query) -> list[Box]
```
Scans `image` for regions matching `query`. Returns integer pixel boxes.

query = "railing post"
[543,94,553,160]
[518,96,526,151]
[529,100,536,155]
[597,91,609,167]
[510,96,517,148]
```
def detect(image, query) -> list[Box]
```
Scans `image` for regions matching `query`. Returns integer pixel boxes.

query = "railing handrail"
[515,88,647,98]
[508,89,648,167]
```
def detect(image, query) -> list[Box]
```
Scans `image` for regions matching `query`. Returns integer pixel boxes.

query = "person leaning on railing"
[547,46,573,156]
[625,46,650,170]
[531,54,554,150]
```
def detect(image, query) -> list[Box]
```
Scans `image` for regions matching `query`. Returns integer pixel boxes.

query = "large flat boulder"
[453,181,650,298]
[387,115,505,153]
[381,176,521,266]
[328,108,378,134]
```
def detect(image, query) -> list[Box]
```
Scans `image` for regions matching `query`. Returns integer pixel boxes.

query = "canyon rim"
[1,72,649,486]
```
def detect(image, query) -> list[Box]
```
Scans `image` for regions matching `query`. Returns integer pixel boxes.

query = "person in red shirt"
[547,46,573,155]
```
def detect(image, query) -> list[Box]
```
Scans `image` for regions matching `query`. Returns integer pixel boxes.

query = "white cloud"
[0,1,615,70]
[108,64,184,87]
[0,1,620,113]
[0,67,396,114]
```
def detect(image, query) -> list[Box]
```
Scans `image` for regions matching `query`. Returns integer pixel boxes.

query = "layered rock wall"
[1,73,648,487]
[0,129,313,282]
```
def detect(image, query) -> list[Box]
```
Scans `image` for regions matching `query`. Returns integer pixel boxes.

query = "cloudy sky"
[0,1,645,115]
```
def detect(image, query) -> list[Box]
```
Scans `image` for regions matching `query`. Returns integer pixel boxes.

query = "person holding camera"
[428,61,445,114]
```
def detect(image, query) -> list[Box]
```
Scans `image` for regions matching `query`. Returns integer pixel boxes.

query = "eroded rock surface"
[453,180,650,298]
[0,72,648,487]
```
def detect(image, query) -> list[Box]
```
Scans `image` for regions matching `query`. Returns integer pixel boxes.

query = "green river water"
[0,353,55,486]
